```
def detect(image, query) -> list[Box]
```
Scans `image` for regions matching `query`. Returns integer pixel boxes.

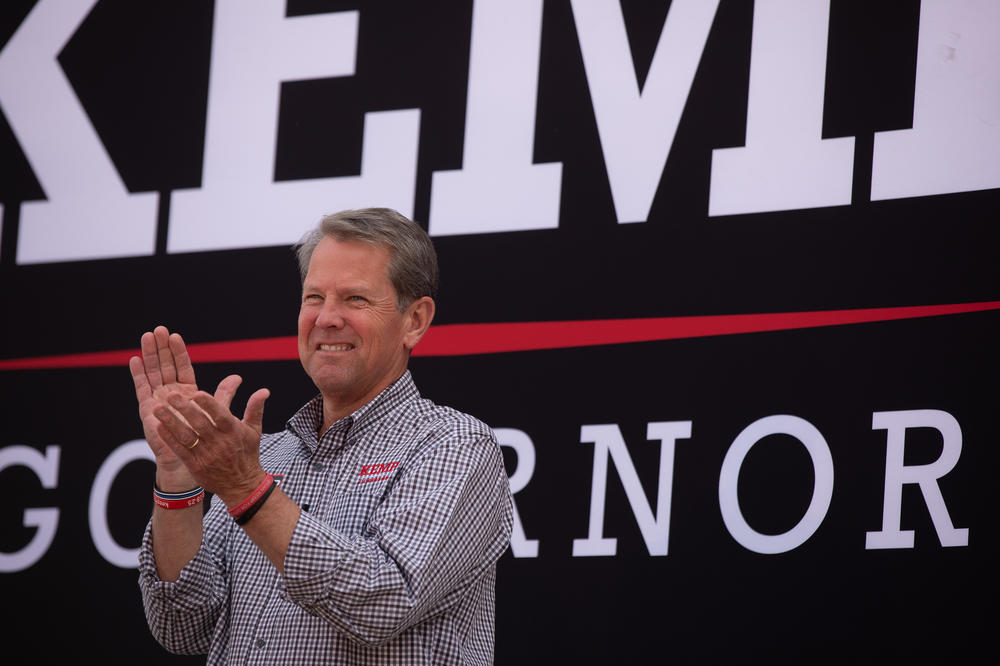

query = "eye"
[303,293,323,303]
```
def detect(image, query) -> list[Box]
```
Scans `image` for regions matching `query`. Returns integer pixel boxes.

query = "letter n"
[572,421,691,556]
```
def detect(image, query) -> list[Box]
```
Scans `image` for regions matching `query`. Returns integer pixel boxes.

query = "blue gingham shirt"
[138,371,513,664]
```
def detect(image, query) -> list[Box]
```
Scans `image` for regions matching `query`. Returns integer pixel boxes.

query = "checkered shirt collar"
[285,370,420,452]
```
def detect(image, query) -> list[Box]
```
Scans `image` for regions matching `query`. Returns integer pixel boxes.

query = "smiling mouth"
[319,343,354,352]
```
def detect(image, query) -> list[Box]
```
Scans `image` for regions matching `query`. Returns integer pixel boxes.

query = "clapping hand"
[129,326,260,490]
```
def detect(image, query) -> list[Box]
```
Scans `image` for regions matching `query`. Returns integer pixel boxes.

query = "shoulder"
[387,397,502,476]
[402,396,495,445]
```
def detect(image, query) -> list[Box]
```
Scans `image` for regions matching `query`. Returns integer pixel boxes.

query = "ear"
[402,296,435,351]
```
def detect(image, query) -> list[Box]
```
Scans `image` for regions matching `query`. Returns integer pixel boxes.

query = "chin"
[307,364,351,390]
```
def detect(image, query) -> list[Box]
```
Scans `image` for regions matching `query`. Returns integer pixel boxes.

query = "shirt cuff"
[281,510,353,607]
[137,520,215,607]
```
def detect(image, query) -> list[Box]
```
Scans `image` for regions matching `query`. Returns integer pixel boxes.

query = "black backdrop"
[1,1,997,663]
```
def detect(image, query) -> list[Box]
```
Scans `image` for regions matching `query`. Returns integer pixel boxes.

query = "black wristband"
[234,476,277,526]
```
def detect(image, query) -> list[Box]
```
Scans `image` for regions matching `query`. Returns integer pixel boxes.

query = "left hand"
[152,383,271,507]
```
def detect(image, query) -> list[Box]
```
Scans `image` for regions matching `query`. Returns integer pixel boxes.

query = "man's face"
[298,236,413,411]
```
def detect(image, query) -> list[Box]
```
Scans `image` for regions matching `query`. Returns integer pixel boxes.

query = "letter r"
[866,409,968,549]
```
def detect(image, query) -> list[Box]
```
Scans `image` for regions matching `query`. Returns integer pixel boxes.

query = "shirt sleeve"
[137,494,232,655]
[280,425,514,647]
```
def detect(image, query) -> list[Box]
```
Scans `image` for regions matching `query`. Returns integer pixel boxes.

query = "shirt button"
[255,638,266,649]
[312,462,325,472]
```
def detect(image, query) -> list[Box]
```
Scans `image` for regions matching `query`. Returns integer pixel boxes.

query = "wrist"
[216,471,270,509]
[226,473,277,527]
[156,466,198,494]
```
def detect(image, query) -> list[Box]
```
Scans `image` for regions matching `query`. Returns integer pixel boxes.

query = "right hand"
[129,326,243,488]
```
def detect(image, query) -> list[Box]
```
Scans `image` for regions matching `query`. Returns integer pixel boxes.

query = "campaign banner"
[1,1,996,662]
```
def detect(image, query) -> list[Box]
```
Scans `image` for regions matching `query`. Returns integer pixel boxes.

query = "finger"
[168,332,197,386]
[153,418,199,464]
[154,326,177,385]
[243,388,270,433]
[191,391,240,434]
[140,331,163,389]
[213,375,244,411]
[166,392,220,439]
[152,401,200,449]
[129,355,153,401]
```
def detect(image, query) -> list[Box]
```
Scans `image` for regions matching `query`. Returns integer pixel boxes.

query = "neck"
[318,370,406,434]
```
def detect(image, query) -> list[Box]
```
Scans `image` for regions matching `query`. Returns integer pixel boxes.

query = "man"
[133,208,513,665]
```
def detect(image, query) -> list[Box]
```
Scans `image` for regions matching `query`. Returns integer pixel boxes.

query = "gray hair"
[295,208,439,311]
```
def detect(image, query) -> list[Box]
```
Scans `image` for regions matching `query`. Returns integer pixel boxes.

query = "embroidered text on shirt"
[357,461,400,484]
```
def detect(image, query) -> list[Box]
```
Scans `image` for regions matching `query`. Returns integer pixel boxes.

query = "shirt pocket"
[321,491,380,536]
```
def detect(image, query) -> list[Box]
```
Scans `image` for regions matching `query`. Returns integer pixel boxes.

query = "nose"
[314,299,346,329]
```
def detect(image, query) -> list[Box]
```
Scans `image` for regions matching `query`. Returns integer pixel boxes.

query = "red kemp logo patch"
[358,461,399,484]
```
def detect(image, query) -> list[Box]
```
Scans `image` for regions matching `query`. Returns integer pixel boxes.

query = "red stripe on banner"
[414,300,1000,356]
[0,301,997,370]
[0,336,299,371]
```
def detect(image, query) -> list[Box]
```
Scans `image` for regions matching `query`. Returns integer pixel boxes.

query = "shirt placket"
[246,424,350,663]
[308,419,355,521]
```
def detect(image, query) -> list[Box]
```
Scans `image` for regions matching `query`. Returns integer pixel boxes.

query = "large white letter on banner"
[89,440,154,568]
[495,428,539,558]
[0,0,158,264]
[709,0,854,216]
[0,446,60,573]
[719,415,834,554]
[573,421,690,557]
[871,0,1000,200]
[866,410,968,549]
[572,0,719,223]
[169,0,419,252]
[429,0,561,235]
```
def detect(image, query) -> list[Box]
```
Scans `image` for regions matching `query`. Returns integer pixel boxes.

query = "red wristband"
[227,474,275,518]
[153,486,205,510]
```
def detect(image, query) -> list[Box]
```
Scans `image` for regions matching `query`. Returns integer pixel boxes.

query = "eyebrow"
[302,280,377,295]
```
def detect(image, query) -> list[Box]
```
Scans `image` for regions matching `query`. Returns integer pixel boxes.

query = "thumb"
[214,374,243,410]
[243,388,270,433]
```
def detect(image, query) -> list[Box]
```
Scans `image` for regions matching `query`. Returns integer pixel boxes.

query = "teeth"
[319,344,352,351]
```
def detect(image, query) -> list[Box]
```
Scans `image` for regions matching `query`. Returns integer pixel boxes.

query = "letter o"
[89,439,154,568]
[719,415,834,554]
